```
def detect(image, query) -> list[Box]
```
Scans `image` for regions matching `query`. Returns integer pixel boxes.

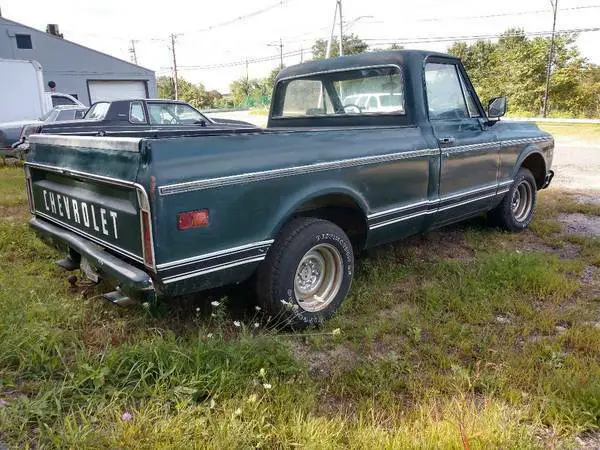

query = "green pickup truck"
[25,50,554,327]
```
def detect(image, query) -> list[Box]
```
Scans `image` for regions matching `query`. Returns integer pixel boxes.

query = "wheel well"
[287,194,368,251]
[521,153,546,189]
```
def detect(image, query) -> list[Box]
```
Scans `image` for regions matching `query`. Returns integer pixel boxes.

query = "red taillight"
[177,209,209,230]
[141,210,153,267]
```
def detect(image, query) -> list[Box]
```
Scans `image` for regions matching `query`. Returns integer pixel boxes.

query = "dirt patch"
[574,192,600,207]
[558,213,600,237]
[404,226,476,261]
[576,430,600,449]
[290,341,358,378]
[0,204,28,221]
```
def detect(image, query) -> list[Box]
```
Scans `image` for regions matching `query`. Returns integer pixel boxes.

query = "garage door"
[88,80,147,103]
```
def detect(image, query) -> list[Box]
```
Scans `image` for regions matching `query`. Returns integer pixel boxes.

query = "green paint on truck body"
[24,50,553,300]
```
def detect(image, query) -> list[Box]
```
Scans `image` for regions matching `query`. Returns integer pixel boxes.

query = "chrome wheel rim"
[294,243,343,312]
[512,180,533,222]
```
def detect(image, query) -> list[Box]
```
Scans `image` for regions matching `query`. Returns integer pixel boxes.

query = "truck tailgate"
[25,135,150,266]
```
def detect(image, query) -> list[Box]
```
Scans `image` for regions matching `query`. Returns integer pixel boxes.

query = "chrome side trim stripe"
[500,137,552,147]
[162,256,266,284]
[368,180,513,230]
[29,134,142,152]
[445,141,497,155]
[158,148,439,196]
[158,137,551,196]
[157,240,274,270]
[437,191,498,212]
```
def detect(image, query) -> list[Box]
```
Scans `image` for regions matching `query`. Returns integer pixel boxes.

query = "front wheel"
[489,167,537,231]
[256,218,354,329]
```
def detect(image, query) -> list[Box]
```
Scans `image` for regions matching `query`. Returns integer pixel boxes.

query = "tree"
[157,76,216,109]
[447,28,599,117]
[311,33,369,59]
[157,76,175,99]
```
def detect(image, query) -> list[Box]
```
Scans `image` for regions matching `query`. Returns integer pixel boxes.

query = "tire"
[257,217,354,329]
[489,167,537,231]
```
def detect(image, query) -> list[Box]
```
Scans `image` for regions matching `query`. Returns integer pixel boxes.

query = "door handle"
[438,137,456,147]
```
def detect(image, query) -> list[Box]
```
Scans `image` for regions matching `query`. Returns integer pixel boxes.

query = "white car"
[343,93,404,113]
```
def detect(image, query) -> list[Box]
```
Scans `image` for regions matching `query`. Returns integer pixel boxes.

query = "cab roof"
[275,49,455,82]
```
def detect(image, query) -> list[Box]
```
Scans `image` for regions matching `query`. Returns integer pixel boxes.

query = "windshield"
[147,103,206,125]
[39,109,57,121]
[84,102,110,120]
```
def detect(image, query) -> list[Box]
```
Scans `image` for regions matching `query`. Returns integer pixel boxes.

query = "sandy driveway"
[552,137,600,191]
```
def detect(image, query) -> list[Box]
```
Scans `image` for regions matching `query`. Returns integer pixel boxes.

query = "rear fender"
[269,181,369,238]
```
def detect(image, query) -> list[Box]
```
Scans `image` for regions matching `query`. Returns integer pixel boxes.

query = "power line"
[411,4,600,23]
[182,0,293,35]
[361,26,600,45]
[159,26,599,73]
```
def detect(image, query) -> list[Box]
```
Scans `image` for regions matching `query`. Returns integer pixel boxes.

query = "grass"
[1,165,600,447]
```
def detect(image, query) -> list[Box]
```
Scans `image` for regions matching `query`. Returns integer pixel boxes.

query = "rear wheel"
[489,167,537,231]
[256,218,354,329]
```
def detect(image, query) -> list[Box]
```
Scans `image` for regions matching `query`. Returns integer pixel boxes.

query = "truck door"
[424,59,499,226]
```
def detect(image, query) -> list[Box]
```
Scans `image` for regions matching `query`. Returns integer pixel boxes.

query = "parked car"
[1,105,88,161]
[31,99,257,136]
[342,92,404,113]
[11,99,256,158]
[8,105,88,157]
[24,50,554,328]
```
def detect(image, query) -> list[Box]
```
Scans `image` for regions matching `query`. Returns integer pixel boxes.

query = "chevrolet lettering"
[41,189,119,239]
[25,50,554,328]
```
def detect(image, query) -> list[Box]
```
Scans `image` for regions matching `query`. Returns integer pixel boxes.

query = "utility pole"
[542,0,558,118]
[170,33,179,100]
[278,37,283,68]
[300,45,304,63]
[245,58,249,83]
[325,0,338,58]
[129,40,138,65]
[338,0,343,57]
[268,39,284,68]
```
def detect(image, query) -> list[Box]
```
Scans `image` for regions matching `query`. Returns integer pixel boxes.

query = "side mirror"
[487,96,507,118]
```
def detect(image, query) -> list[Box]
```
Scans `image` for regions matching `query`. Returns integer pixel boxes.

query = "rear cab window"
[273,66,406,119]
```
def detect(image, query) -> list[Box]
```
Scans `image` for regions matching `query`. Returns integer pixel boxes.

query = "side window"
[458,70,480,118]
[74,109,86,119]
[57,110,75,121]
[425,63,469,120]
[367,96,378,111]
[129,102,147,124]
